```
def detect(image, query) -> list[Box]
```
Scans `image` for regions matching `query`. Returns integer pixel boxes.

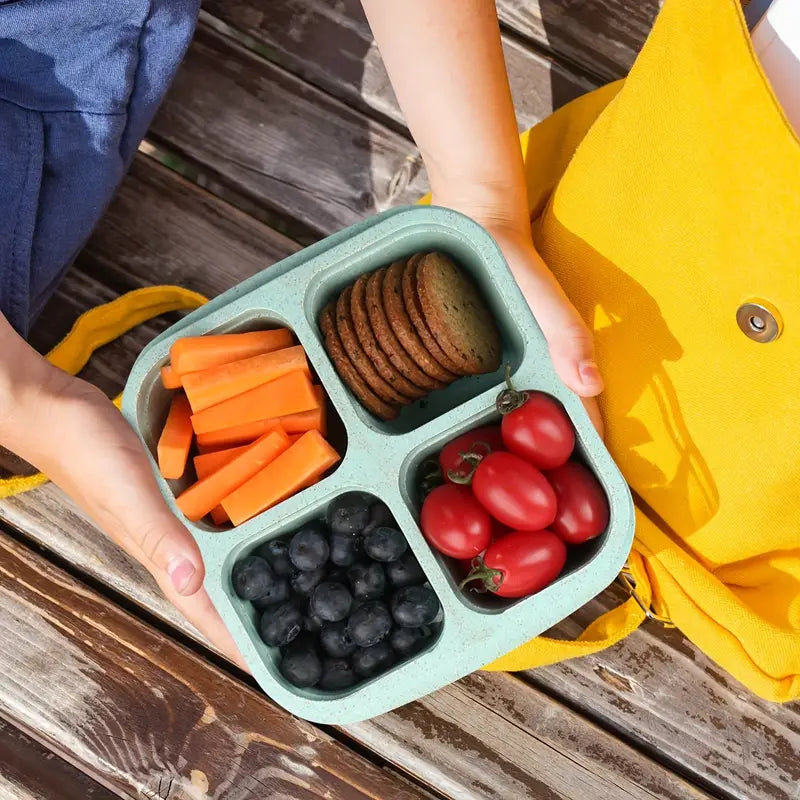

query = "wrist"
[430,178,531,235]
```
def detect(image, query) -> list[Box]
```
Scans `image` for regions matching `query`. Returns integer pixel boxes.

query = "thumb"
[505,242,604,398]
[1,343,204,596]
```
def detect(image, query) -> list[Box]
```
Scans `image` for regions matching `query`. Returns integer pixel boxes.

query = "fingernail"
[168,558,196,595]
[579,360,603,388]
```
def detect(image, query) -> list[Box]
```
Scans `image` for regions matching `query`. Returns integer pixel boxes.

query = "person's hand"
[434,197,605,435]
[0,315,246,668]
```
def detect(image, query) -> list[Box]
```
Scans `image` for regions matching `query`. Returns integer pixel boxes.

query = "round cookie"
[365,268,447,393]
[350,274,427,400]
[319,302,399,421]
[335,287,412,406]
[417,253,501,375]
[382,259,458,383]
[401,254,465,375]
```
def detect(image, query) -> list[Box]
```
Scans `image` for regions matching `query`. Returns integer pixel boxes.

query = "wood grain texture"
[527,585,800,800]
[149,24,428,239]
[0,717,116,800]
[496,0,662,82]
[200,2,596,131]
[0,531,427,800]
[0,155,763,800]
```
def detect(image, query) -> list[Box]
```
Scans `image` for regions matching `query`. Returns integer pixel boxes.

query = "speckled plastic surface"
[122,206,635,724]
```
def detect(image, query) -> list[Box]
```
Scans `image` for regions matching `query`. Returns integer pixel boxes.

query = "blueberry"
[256,539,293,577]
[368,500,395,529]
[280,638,322,688]
[347,601,392,647]
[319,658,358,691]
[385,551,426,588]
[259,601,303,647]
[363,526,408,562]
[320,620,357,658]
[390,626,431,657]
[326,566,349,584]
[310,581,353,622]
[251,578,290,609]
[352,641,395,678]
[232,556,276,601]
[289,522,330,571]
[391,586,441,627]
[290,566,327,596]
[329,529,362,567]
[347,561,386,601]
[327,492,370,535]
[303,611,326,634]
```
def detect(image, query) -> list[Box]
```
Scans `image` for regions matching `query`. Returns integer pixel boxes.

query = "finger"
[153,571,249,671]
[581,396,605,438]
[505,244,605,398]
[44,380,206,596]
[0,326,205,597]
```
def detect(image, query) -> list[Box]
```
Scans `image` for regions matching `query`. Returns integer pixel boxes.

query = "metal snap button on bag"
[736,300,783,343]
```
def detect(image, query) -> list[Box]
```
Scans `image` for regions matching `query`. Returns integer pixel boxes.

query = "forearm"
[361,0,528,223]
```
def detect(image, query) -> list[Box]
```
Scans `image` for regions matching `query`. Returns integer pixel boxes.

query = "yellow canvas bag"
[2,0,797,704]
[484,0,800,704]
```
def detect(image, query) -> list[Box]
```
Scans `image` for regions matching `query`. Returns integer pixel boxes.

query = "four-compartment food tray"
[122,205,635,724]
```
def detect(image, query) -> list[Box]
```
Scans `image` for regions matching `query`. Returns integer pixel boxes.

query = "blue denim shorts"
[0,0,199,337]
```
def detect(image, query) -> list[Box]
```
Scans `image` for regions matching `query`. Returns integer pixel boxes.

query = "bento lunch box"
[122,205,635,724]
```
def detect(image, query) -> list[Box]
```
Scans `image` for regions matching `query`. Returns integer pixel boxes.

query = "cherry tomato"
[501,391,575,470]
[462,530,567,597]
[547,461,609,544]
[471,451,557,531]
[420,484,493,559]
[439,425,505,483]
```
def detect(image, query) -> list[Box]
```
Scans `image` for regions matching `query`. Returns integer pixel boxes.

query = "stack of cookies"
[319,252,501,421]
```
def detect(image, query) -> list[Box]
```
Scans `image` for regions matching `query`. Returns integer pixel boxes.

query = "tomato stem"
[496,363,528,415]
[459,564,503,593]
[446,450,484,485]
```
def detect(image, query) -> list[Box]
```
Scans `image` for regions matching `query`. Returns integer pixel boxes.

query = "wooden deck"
[1,2,798,798]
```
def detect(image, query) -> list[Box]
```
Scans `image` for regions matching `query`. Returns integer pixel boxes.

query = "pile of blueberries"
[232,492,442,690]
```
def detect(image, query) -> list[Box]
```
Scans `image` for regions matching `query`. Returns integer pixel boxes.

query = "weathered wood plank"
[0,530,427,800]
[1,155,732,800]
[149,24,428,239]
[496,0,661,82]
[200,3,596,132]
[525,587,800,800]
[0,717,116,800]
[0,496,710,800]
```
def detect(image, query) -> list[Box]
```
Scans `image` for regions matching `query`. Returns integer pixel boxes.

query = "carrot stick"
[157,394,194,480]
[194,386,326,448]
[210,506,230,526]
[182,345,310,412]
[222,431,340,526]
[288,433,303,445]
[170,329,293,376]
[160,365,183,390]
[176,428,291,521]
[194,442,257,479]
[191,371,319,435]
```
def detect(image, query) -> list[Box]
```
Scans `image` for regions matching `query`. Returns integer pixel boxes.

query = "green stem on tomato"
[459,563,503,593]
[496,362,528,415]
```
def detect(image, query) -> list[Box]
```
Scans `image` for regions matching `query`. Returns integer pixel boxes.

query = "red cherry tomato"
[420,484,493,559]
[462,530,567,597]
[470,451,557,531]
[547,461,610,544]
[501,391,575,470]
[439,425,505,483]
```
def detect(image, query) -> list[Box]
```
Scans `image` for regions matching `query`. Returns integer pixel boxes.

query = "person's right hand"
[0,314,246,669]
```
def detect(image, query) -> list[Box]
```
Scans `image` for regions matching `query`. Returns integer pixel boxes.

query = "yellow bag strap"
[483,548,649,671]
[0,286,208,500]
